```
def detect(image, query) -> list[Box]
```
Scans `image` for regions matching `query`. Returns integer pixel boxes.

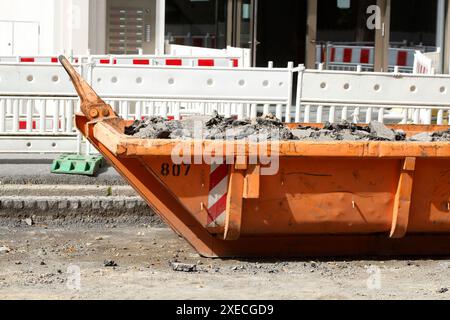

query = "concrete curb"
[0,184,138,197]
[0,196,163,227]
[0,154,162,226]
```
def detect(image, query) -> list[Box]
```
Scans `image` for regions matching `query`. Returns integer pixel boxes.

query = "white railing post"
[60,100,67,133]
[120,100,129,119]
[304,105,310,123]
[329,106,336,123]
[341,107,348,121]
[365,108,373,123]
[67,99,74,133]
[316,106,323,123]
[237,103,245,120]
[160,102,168,118]
[285,62,294,123]
[295,64,304,123]
[135,101,143,120]
[12,99,19,132]
[353,107,360,123]
[378,108,384,123]
[0,99,5,133]
[39,99,46,133]
[174,101,181,120]
[400,108,408,124]
[437,109,444,125]
[275,104,282,121]
[250,104,257,119]
[52,100,59,133]
[26,99,33,133]
[225,103,231,118]
[413,109,420,124]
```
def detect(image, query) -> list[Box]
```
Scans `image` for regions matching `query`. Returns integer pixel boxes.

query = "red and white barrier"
[93,56,240,68]
[0,55,241,68]
[317,45,416,71]
[0,56,79,64]
[326,46,374,65]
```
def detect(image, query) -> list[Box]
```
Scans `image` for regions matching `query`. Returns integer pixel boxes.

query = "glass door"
[229,0,258,65]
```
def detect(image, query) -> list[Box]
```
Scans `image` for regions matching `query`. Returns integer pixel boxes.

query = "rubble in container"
[204,112,295,141]
[125,113,450,142]
[292,121,406,142]
[125,112,295,141]
[410,129,450,142]
[124,116,191,139]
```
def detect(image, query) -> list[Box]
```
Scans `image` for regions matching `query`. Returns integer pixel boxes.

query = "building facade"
[0,0,449,72]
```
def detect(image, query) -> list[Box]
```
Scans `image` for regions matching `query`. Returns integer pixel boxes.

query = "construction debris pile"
[204,112,294,141]
[293,121,406,141]
[125,112,450,142]
[409,129,450,142]
[125,116,190,139]
[125,112,295,141]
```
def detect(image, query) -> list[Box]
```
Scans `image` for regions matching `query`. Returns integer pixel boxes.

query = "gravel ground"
[1,225,450,300]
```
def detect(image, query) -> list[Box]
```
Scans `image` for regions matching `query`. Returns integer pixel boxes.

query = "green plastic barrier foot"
[51,154,105,176]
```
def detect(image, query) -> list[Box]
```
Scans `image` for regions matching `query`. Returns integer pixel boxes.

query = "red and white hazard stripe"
[19,57,59,63]
[0,56,79,64]
[0,55,239,68]
[328,46,374,65]
[94,57,239,68]
[17,120,62,131]
[322,45,415,68]
[388,49,414,67]
[207,163,229,227]
[18,120,36,130]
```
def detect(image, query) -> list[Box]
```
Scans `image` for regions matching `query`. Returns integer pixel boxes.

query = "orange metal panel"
[64,56,450,257]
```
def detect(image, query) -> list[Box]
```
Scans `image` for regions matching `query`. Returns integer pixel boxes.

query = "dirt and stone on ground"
[1,225,450,300]
[125,112,450,142]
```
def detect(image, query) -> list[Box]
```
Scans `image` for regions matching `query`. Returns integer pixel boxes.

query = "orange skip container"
[60,56,450,258]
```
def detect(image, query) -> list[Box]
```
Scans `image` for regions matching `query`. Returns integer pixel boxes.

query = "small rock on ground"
[170,262,197,273]
[0,246,11,254]
[104,260,118,267]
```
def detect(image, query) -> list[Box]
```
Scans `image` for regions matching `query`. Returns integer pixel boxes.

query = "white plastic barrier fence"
[412,49,442,125]
[89,55,241,68]
[295,67,450,125]
[0,61,294,152]
[89,61,294,123]
[165,45,252,68]
[0,48,249,68]
[3,61,450,153]
[0,56,80,64]
[413,49,441,75]
[0,62,81,153]
[424,49,442,74]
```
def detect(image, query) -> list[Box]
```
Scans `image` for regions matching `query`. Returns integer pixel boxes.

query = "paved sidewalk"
[0,154,126,185]
[0,154,157,227]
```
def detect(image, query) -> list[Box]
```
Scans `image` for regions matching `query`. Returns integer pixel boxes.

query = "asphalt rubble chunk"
[125,112,295,141]
[293,120,406,142]
[125,112,450,142]
[103,260,118,267]
[410,129,450,142]
[170,262,197,273]
[0,246,11,254]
